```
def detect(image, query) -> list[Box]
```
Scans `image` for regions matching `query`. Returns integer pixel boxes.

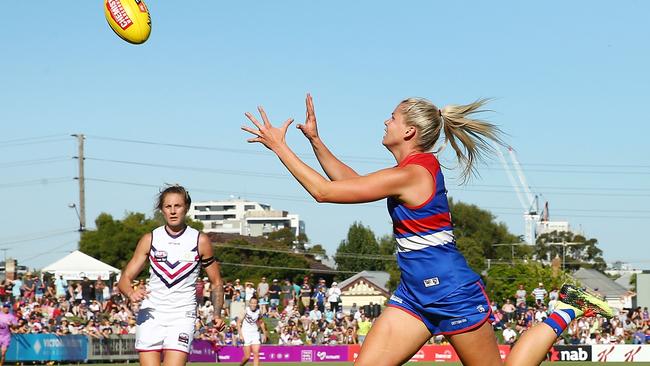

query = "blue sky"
[2,1,649,271]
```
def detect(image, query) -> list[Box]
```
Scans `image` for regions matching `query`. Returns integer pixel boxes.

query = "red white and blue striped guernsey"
[388,152,480,304]
[142,225,200,313]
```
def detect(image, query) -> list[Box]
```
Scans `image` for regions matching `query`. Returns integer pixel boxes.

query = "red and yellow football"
[104,0,151,44]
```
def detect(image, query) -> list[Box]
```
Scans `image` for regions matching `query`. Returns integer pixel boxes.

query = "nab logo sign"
[548,346,591,362]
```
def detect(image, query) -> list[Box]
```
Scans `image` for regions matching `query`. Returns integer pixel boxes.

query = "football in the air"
[104,0,151,44]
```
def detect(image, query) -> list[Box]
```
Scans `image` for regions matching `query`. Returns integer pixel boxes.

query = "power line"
[0,229,77,248]
[0,137,70,149]
[86,157,290,180]
[0,134,68,145]
[456,187,650,198]
[219,262,357,274]
[85,135,386,164]
[85,177,650,219]
[85,177,339,204]
[0,157,70,169]
[86,134,650,172]
[84,156,650,197]
[0,177,71,189]
[469,184,650,193]
[19,241,77,263]
[486,206,650,214]
[214,243,395,261]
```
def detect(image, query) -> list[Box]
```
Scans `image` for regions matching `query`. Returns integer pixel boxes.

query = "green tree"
[449,199,520,267]
[335,222,382,272]
[215,238,311,283]
[266,227,296,247]
[377,235,400,291]
[535,231,606,271]
[455,237,486,274]
[307,244,328,258]
[485,262,570,305]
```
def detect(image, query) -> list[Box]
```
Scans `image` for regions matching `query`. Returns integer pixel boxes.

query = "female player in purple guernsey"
[0,304,17,365]
[242,95,612,365]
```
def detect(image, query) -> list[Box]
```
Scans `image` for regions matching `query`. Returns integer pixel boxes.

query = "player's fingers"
[241,126,262,136]
[308,93,315,116]
[244,112,263,130]
[258,106,272,127]
[281,118,294,132]
[247,138,262,143]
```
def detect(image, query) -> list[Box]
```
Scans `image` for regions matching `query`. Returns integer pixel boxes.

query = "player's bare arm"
[118,232,152,303]
[199,233,225,331]
[243,107,431,205]
[297,93,359,180]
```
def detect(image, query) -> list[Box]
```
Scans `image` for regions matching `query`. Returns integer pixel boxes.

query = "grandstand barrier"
[5,334,88,362]
[188,341,510,363]
[5,336,650,363]
[86,335,139,361]
[189,341,650,363]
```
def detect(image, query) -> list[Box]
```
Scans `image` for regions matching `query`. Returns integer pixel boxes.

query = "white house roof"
[573,268,629,299]
[339,270,390,293]
[42,250,120,280]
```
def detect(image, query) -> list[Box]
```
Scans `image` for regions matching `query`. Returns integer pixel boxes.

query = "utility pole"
[72,134,86,232]
[547,241,582,271]
[493,242,528,265]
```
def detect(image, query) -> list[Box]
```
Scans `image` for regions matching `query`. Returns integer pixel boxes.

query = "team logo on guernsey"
[153,251,168,262]
[149,244,199,288]
[423,277,440,287]
[476,304,486,313]
[178,332,189,344]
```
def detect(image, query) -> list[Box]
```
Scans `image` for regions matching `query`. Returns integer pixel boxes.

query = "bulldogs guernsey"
[389,153,479,304]
[143,225,201,314]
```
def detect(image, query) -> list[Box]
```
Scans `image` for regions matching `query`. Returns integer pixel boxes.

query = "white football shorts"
[135,307,196,354]
[242,330,261,346]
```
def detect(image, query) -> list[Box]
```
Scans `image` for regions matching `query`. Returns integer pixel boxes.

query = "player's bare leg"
[162,350,188,366]
[504,324,558,365]
[506,284,614,365]
[251,344,261,366]
[446,321,503,366]
[354,307,432,366]
[139,351,162,366]
[240,345,252,366]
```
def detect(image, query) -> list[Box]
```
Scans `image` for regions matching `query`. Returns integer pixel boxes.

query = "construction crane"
[495,146,541,245]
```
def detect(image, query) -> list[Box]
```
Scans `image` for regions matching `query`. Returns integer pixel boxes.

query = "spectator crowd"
[2,274,649,346]
[490,282,650,346]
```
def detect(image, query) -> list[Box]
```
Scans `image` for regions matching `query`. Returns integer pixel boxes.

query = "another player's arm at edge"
[199,233,225,325]
[258,317,268,343]
[236,315,244,340]
[117,233,152,302]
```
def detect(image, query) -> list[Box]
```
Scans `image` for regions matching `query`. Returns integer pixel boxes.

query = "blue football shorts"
[387,280,494,335]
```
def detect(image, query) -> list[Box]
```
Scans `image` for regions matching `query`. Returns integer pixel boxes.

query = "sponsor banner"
[593,345,650,362]
[189,342,348,363]
[498,345,511,360]
[6,334,88,362]
[547,345,592,362]
[347,344,509,362]
[348,344,361,362]
[421,345,458,362]
[189,340,221,362]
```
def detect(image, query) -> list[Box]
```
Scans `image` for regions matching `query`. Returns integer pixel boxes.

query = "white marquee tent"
[42,250,120,280]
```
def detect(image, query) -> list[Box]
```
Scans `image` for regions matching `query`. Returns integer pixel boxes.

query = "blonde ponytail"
[400,97,504,182]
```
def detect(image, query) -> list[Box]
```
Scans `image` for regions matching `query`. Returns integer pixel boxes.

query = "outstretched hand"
[242,106,294,152]
[296,93,319,141]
